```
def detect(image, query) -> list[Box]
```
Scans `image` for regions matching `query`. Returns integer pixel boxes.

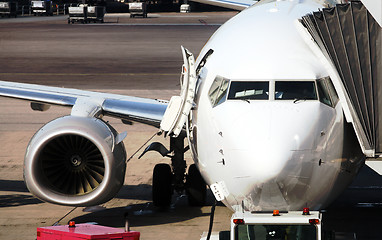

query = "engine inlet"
[40,134,105,195]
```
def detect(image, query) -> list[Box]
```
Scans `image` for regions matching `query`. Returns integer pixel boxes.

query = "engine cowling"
[24,115,126,206]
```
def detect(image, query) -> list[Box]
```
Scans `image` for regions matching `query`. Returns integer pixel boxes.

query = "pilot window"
[275,81,317,100]
[317,77,339,107]
[317,80,332,106]
[228,81,269,100]
[209,76,230,107]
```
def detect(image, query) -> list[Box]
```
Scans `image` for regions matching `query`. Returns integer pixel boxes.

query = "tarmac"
[0,11,381,240]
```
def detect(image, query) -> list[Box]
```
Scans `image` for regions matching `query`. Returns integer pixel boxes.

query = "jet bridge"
[299,1,381,159]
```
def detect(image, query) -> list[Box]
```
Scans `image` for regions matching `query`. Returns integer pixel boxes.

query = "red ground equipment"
[37,223,140,240]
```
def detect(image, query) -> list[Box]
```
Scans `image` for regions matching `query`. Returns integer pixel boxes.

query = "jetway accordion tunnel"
[301,1,381,155]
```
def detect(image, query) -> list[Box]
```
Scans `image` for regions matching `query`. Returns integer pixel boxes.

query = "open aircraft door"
[297,1,382,173]
[160,46,197,137]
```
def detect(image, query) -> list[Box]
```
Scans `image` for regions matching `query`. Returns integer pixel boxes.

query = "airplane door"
[160,46,197,137]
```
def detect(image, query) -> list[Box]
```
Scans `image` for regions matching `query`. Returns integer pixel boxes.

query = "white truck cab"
[201,208,322,240]
[231,209,321,240]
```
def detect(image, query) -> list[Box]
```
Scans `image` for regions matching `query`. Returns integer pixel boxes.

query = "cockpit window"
[317,80,332,106]
[228,81,269,100]
[275,81,317,100]
[317,77,339,107]
[209,76,230,107]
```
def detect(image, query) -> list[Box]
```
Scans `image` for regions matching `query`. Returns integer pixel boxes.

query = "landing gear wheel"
[152,163,173,207]
[186,164,206,206]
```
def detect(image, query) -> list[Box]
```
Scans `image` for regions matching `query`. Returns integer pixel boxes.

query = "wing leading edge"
[0,80,168,127]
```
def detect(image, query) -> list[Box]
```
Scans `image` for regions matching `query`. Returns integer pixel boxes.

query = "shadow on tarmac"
[72,186,218,228]
[323,207,382,240]
[322,165,382,240]
[115,184,153,201]
[0,194,42,207]
[0,180,42,207]
[0,179,28,192]
[72,201,210,228]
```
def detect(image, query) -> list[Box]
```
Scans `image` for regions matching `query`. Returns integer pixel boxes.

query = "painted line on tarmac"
[356,203,382,207]
[348,186,382,189]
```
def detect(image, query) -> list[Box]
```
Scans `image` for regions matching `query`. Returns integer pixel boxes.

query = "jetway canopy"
[300,1,381,157]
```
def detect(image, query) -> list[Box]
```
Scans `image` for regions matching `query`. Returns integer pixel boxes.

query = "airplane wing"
[0,80,168,127]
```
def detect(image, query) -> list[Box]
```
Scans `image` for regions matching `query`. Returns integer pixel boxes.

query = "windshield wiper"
[293,97,307,103]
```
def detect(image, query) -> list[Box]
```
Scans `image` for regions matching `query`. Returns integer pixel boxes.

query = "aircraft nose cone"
[213,102,324,211]
[218,102,319,181]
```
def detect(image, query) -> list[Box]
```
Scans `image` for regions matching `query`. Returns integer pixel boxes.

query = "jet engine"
[24,115,126,206]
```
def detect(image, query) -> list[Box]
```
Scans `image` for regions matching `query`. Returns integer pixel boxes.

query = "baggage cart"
[68,5,87,24]
[87,6,105,23]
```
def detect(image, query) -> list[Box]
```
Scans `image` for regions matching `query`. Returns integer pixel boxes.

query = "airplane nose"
[211,102,326,211]
[217,102,319,181]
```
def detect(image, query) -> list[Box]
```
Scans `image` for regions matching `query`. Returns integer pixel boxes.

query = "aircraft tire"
[152,163,173,207]
[186,164,206,206]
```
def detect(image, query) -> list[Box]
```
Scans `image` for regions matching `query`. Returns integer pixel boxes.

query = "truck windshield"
[235,224,317,240]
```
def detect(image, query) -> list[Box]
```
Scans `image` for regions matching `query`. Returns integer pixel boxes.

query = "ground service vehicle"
[68,5,86,23]
[68,5,105,24]
[87,6,105,23]
[202,208,322,240]
[0,1,17,17]
[180,4,190,13]
[129,2,146,18]
[31,0,53,16]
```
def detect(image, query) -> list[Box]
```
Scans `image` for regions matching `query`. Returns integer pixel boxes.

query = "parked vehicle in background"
[68,4,105,24]
[0,1,17,18]
[129,2,147,18]
[31,0,53,16]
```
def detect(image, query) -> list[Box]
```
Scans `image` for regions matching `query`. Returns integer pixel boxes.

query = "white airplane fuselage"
[188,0,365,211]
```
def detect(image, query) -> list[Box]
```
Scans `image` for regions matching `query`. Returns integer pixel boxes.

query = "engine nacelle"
[24,115,126,206]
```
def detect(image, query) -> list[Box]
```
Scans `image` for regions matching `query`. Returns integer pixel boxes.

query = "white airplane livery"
[0,0,380,212]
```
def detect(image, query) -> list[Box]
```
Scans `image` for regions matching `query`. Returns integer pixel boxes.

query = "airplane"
[0,0,381,212]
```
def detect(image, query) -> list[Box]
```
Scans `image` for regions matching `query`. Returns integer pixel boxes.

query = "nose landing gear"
[143,133,206,207]
[186,164,206,206]
[152,163,173,207]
